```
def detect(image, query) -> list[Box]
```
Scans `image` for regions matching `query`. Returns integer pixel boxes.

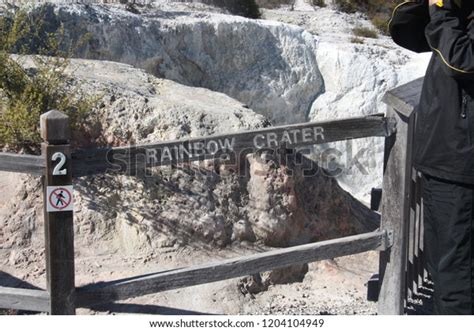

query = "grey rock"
[24,3,323,125]
[1,57,377,256]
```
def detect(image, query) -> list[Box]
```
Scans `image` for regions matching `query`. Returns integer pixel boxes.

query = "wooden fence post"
[40,110,76,315]
[377,79,421,314]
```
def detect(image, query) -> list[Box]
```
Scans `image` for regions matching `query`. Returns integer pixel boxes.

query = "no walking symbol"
[46,185,74,212]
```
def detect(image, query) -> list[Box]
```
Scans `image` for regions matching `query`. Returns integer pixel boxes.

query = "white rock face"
[293,0,314,12]
[262,6,432,202]
[60,2,431,202]
[39,3,323,125]
[11,2,432,202]
[309,41,430,201]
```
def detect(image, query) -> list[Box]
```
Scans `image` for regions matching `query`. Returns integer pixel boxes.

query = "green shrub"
[352,26,378,38]
[334,0,357,13]
[124,2,141,15]
[350,36,364,44]
[312,0,326,7]
[334,0,398,34]
[201,0,261,19]
[335,0,397,15]
[0,309,16,315]
[0,5,97,152]
[236,0,262,19]
[255,0,292,10]
[371,13,390,34]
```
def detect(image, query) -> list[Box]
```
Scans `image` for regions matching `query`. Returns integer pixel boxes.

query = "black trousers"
[422,174,474,314]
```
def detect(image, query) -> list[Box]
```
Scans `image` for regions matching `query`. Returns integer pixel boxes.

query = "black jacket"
[389,0,474,184]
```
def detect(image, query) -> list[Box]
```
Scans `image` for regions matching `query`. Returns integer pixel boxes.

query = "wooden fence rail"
[377,77,425,314]
[71,114,395,177]
[0,287,50,313]
[385,80,433,313]
[77,231,389,307]
[0,152,44,175]
[0,77,427,315]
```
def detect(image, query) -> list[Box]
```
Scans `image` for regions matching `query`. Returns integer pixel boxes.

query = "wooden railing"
[377,77,429,314]
[0,77,427,315]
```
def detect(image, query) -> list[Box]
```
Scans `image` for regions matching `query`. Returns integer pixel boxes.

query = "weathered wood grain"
[76,231,388,307]
[382,77,424,118]
[377,105,416,315]
[40,110,70,145]
[0,153,45,175]
[41,110,76,315]
[418,172,428,288]
[71,114,395,177]
[413,171,422,294]
[0,287,50,312]
[406,168,417,302]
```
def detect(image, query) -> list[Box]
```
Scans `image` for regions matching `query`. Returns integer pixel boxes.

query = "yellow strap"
[429,44,474,74]
[427,0,474,74]
[435,0,463,8]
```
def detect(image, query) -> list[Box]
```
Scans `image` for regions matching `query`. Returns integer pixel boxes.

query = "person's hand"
[429,0,439,5]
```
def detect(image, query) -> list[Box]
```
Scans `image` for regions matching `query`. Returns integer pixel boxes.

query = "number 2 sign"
[52,152,67,176]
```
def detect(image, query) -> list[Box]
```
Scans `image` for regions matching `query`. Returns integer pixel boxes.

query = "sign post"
[40,110,75,315]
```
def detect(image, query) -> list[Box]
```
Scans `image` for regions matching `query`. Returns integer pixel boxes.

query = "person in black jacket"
[390,0,474,314]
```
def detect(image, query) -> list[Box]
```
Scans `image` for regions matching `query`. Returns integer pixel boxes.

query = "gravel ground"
[1,242,381,315]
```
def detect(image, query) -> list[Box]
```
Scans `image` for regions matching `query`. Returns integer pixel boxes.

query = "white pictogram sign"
[46,185,74,212]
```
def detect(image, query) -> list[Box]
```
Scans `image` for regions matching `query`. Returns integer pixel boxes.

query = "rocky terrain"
[0,58,378,314]
[0,0,432,315]
[261,4,431,200]
[10,0,428,201]
[1,1,432,201]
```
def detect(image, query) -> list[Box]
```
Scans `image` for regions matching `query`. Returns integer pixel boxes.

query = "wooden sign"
[40,110,76,315]
[72,114,395,177]
[46,185,74,212]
